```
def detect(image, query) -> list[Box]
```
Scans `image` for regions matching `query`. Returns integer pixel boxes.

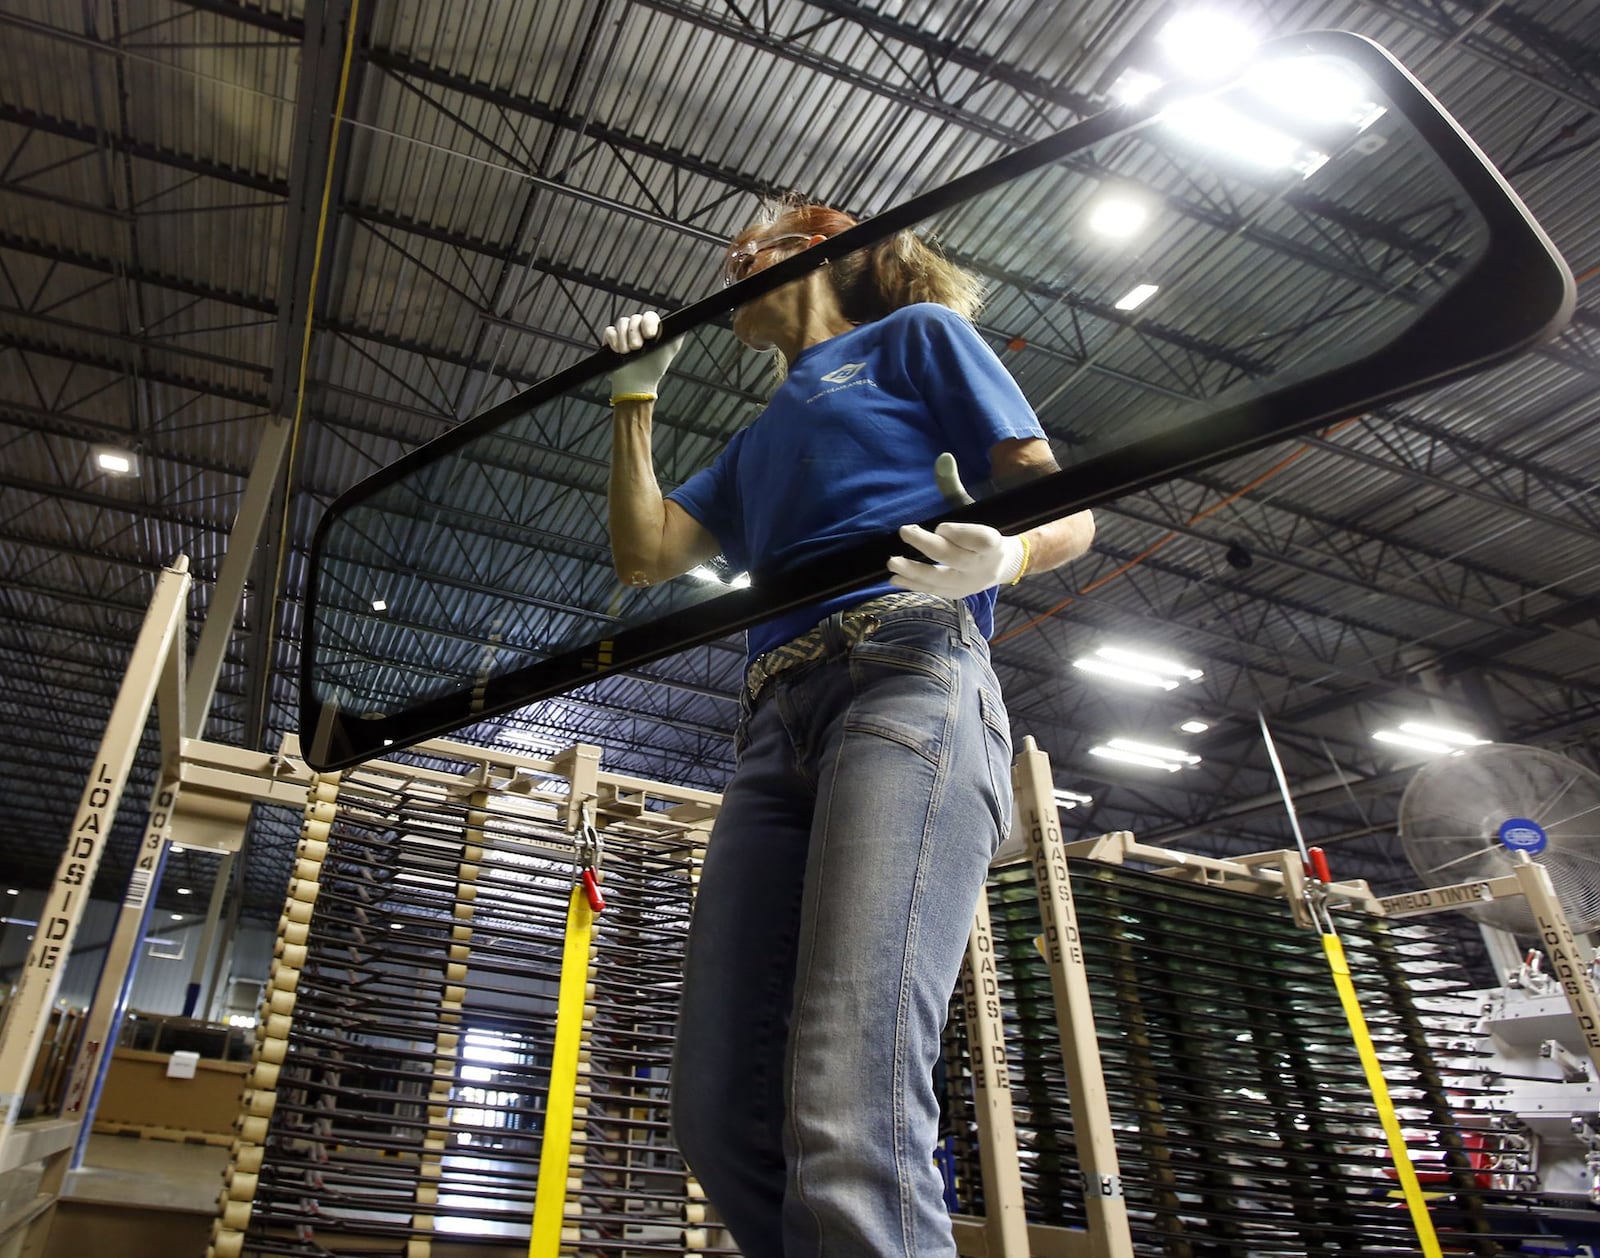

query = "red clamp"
[577,812,605,914]
[1306,846,1333,884]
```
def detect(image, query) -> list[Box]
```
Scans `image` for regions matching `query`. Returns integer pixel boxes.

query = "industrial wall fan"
[1397,743,1600,937]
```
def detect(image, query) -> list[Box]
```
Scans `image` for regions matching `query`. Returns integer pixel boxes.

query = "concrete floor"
[64,1133,227,1213]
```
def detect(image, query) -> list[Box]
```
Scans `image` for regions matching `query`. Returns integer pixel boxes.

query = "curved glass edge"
[301,29,1574,771]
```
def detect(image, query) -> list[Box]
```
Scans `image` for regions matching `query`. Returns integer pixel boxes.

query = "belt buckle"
[845,611,881,644]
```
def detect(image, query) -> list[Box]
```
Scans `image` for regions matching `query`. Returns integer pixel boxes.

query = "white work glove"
[602,311,682,400]
[887,454,1027,597]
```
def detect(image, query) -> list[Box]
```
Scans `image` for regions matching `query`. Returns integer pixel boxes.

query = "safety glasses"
[720,233,817,287]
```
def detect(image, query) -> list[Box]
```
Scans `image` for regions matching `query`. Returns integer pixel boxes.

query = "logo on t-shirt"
[819,361,868,384]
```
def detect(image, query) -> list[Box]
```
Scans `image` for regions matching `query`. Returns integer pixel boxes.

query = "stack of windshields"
[941,860,1539,1255]
[234,764,718,1255]
[302,32,1570,769]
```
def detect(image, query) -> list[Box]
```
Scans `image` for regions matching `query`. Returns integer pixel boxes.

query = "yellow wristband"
[611,392,657,406]
[1009,533,1032,585]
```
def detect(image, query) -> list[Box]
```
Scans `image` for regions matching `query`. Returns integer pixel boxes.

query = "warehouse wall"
[0,890,273,1018]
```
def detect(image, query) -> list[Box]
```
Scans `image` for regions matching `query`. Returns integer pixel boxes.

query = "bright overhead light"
[170,845,184,854]
[1179,718,1211,734]
[390,922,405,931]
[1109,737,1200,764]
[177,887,192,895]
[1095,644,1203,681]
[1397,721,1489,747]
[729,572,753,589]
[1114,283,1160,311]
[1073,658,1179,690]
[5,889,17,896]
[688,566,720,583]
[1371,729,1454,755]
[92,445,139,477]
[1156,11,1257,79]
[1087,197,1149,238]
[1090,737,1202,772]
[371,598,388,612]
[1111,68,1164,105]
[1054,788,1094,808]
[1248,58,1386,131]
[1161,97,1329,179]
[1090,745,1184,772]
[170,913,184,921]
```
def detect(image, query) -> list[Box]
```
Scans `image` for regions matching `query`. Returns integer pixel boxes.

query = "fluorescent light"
[1072,658,1179,690]
[170,845,184,854]
[1087,197,1148,238]
[5,889,16,896]
[177,887,192,895]
[1114,283,1160,311]
[1108,737,1200,765]
[1179,719,1210,734]
[390,922,405,931]
[1372,729,1453,755]
[1054,789,1094,808]
[1094,645,1203,681]
[1090,745,1184,772]
[1248,58,1386,131]
[1156,11,1256,79]
[371,598,388,612]
[1161,97,1328,178]
[1112,68,1163,105]
[1398,721,1489,747]
[382,738,394,747]
[170,913,184,921]
[92,445,139,476]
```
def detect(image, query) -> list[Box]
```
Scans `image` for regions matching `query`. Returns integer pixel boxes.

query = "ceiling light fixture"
[1161,97,1329,179]
[1090,737,1202,772]
[1397,721,1489,747]
[1087,197,1149,238]
[1108,737,1201,764]
[92,445,139,477]
[1072,658,1180,690]
[1371,729,1454,755]
[1111,68,1164,105]
[1248,58,1386,131]
[1114,282,1161,311]
[1054,788,1094,809]
[1094,645,1203,680]
[1090,745,1184,772]
[687,566,720,583]
[1179,719,1211,734]
[1155,11,1257,79]
[177,887,192,895]
[371,598,388,612]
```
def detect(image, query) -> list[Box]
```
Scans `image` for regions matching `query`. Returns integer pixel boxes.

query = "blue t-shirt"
[668,303,1046,660]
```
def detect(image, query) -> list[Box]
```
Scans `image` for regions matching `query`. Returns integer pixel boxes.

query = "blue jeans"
[671,598,1013,1256]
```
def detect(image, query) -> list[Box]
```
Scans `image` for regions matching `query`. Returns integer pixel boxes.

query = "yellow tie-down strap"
[530,886,595,1256]
[1322,932,1442,1258]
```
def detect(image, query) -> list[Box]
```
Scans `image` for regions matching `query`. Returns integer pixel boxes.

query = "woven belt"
[745,591,949,701]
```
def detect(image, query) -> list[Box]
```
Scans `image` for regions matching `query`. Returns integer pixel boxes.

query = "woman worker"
[603,201,1095,1256]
